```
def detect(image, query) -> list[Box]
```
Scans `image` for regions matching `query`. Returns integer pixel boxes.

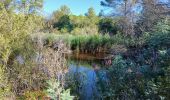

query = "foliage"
[0,63,12,99]
[46,79,74,100]
[101,0,139,35]
[49,6,100,34]
[16,0,44,14]
[153,18,170,34]
[98,17,119,35]
[0,1,45,98]
[50,5,71,32]
[85,7,96,18]
[54,15,73,32]
[147,32,170,49]
[41,32,149,54]
[42,34,112,53]
[21,90,47,100]
[98,30,170,99]
[0,0,170,99]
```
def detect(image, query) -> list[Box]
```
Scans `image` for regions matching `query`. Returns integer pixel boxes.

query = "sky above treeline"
[43,0,170,16]
[43,0,103,16]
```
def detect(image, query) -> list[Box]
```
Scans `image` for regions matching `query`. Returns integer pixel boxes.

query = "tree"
[136,0,170,33]
[101,0,136,16]
[99,10,105,17]
[51,5,71,23]
[99,17,119,35]
[101,0,139,35]
[15,0,43,14]
[85,7,96,18]
[85,7,99,25]
[0,0,14,12]
[54,15,73,32]
[49,5,72,32]
[0,1,45,98]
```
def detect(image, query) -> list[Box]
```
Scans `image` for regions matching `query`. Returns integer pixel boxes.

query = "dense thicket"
[0,1,73,99]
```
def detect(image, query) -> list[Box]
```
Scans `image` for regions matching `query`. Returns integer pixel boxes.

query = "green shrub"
[46,79,74,100]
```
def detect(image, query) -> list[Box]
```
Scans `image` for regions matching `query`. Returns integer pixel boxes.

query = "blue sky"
[43,0,103,16]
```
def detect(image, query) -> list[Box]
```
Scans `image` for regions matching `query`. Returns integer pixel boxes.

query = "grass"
[37,33,147,54]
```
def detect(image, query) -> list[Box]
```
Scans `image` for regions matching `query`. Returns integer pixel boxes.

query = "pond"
[66,53,111,100]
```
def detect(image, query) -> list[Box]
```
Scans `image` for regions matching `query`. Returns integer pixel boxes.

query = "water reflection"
[69,64,98,100]
[67,59,109,100]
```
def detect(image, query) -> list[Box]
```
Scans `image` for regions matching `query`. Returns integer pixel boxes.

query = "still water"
[66,54,110,100]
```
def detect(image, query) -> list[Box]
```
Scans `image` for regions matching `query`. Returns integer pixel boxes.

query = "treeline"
[44,5,119,35]
[44,0,170,37]
[40,0,170,54]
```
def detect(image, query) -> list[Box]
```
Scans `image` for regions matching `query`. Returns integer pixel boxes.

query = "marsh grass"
[39,33,146,54]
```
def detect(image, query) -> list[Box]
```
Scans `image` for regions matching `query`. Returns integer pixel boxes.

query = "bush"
[99,18,119,35]
[46,79,74,100]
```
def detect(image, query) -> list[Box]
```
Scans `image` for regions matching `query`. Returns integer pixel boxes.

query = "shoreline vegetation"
[38,33,146,53]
